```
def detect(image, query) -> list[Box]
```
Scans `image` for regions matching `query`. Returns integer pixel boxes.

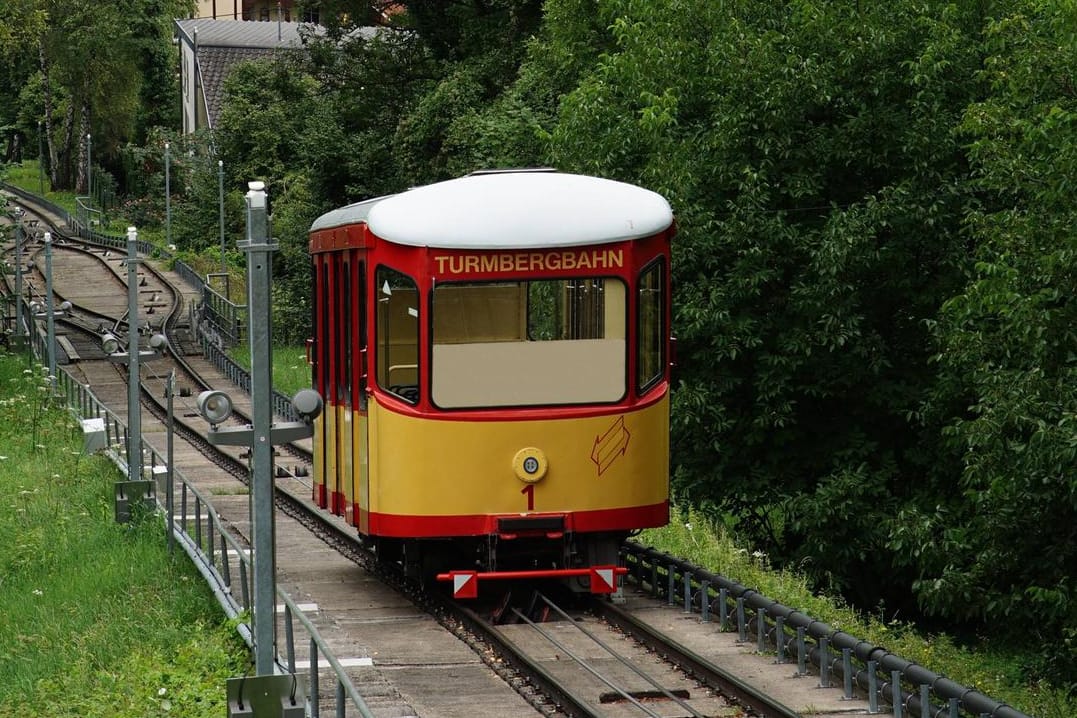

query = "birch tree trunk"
[76,98,90,195]
[39,40,59,190]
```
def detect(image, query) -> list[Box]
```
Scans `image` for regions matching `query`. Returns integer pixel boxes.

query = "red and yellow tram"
[308,170,674,597]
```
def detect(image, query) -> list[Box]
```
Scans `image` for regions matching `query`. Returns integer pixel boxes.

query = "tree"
[544,0,984,611]
[904,1,1077,674]
[0,0,191,192]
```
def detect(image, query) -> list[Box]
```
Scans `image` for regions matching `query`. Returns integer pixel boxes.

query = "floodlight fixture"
[291,389,323,423]
[197,390,233,426]
[101,332,120,355]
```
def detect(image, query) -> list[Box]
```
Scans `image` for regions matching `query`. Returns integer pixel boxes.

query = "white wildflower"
[32,589,43,596]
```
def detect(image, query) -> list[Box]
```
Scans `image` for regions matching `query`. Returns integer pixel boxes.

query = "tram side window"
[375,266,420,404]
[637,260,665,392]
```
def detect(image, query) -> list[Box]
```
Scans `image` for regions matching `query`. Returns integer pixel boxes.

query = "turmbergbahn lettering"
[434,248,624,276]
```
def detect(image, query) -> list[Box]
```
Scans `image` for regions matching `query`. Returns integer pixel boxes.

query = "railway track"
[3,187,1026,718]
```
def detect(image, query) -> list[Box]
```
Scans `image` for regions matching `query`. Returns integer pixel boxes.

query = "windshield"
[432,278,626,408]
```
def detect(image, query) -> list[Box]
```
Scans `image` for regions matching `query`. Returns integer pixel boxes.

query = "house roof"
[174,19,309,129]
[174,19,381,131]
[175,18,308,49]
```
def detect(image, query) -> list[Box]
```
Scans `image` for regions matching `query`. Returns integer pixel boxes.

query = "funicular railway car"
[308,170,675,598]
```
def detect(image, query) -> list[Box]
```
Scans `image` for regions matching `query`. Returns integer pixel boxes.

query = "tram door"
[325,256,344,514]
[312,255,333,509]
[335,253,354,520]
[351,260,369,532]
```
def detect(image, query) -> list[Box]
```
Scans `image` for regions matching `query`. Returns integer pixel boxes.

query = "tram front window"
[432,278,626,408]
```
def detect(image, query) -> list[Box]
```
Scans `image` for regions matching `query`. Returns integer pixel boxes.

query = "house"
[190,1,318,22]
[174,18,308,133]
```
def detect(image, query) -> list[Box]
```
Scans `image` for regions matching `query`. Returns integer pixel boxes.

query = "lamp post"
[102,310,167,519]
[218,159,226,276]
[38,122,44,195]
[246,181,277,676]
[164,142,172,250]
[29,234,71,392]
[165,370,176,554]
[14,222,25,344]
[44,232,57,386]
[86,134,92,206]
[126,227,141,479]
[196,181,322,678]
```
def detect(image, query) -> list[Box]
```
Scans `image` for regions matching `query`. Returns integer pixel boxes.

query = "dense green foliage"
[232,0,1077,684]
[0,354,247,717]
[0,0,193,192]
[4,0,1074,693]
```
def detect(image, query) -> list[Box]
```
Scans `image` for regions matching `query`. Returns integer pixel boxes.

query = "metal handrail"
[200,335,298,422]
[201,282,246,346]
[622,543,1031,718]
[50,368,371,717]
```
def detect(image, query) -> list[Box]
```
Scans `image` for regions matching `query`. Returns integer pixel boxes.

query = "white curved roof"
[309,196,382,232]
[309,172,673,249]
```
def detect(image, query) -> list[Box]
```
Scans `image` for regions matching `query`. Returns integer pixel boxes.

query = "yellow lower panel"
[367,397,669,518]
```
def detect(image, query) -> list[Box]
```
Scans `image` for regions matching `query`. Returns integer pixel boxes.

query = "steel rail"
[593,599,802,718]
[536,593,705,718]
[509,606,661,718]
[452,601,601,718]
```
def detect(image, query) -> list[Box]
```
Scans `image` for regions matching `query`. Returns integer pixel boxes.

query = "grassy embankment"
[5,160,143,240]
[0,349,247,718]
[227,345,311,397]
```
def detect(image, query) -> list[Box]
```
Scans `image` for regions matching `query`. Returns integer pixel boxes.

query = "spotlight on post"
[196,390,233,426]
[101,332,120,355]
[291,388,323,423]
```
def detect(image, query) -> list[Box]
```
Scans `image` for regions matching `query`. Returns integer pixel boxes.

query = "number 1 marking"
[520,484,535,511]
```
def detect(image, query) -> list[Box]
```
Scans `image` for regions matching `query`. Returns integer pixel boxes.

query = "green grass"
[639,506,1074,718]
[0,352,248,717]
[6,159,158,242]
[6,160,79,218]
[4,160,51,195]
[228,344,312,398]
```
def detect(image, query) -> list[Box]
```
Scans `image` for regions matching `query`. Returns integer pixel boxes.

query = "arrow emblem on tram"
[591,416,630,475]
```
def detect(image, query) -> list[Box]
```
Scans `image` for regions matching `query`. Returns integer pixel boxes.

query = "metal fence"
[201,281,246,347]
[622,544,1031,718]
[49,358,373,718]
[199,335,298,423]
